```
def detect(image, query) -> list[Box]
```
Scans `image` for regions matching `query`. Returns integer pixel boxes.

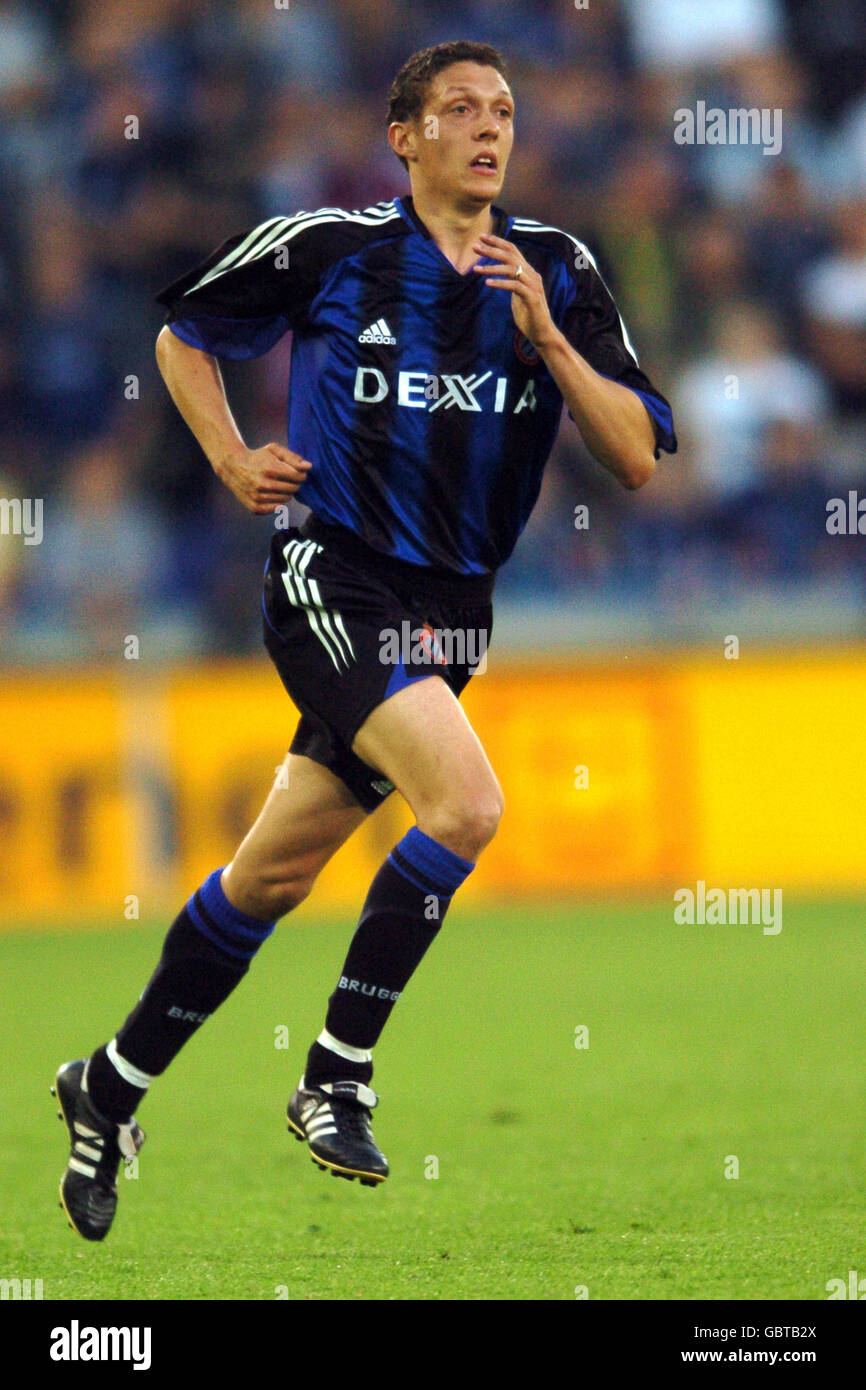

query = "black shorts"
[262,514,494,812]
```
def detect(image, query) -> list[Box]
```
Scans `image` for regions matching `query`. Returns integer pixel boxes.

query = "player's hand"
[215,443,312,515]
[472,233,557,349]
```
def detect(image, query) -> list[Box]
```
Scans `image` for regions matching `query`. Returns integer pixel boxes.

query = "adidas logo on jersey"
[358,318,397,345]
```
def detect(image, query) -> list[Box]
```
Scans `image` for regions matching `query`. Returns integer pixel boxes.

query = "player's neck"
[408,190,495,274]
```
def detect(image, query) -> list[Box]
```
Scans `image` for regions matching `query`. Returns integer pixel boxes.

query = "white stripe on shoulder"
[512,220,638,365]
[188,203,401,295]
[511,219,599,270]
[189,216,299,293]
[356,200,400,217]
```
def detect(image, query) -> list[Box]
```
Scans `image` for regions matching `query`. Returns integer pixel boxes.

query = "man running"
[53,40,676,1239]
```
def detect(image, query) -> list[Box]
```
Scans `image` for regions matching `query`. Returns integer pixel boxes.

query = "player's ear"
[388,121,417,165]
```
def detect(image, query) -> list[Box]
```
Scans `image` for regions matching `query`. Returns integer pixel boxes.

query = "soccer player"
[53,40,676,1239]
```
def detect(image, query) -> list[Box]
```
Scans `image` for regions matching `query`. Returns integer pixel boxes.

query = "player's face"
[414,62,514,207]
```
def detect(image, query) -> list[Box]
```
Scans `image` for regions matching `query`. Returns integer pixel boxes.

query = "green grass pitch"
[1,899,863,1300]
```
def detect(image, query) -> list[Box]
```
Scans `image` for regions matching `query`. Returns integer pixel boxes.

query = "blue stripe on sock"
[388,827,475,899]
[387,849,443,899]
[187,896,256,961]
[187,868,276,959]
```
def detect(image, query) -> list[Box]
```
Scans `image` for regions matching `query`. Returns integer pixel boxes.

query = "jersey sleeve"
[559,252,677,458]
[155,215,325,360]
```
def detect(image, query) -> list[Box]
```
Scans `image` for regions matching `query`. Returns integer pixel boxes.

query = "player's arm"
[155,327,310,515]
[521,333,656,490]
[474,232,675,490]
[155,215,328,513]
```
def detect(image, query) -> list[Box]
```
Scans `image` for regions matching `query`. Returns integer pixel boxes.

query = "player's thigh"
[351,674,503,858]
[223,752,367,912]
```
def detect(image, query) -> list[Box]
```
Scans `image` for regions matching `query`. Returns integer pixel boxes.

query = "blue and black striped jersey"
[157,195,676,576]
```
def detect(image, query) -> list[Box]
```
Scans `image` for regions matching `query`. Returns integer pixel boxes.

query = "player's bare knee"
[423,789,503,861]
[473,791,504,853]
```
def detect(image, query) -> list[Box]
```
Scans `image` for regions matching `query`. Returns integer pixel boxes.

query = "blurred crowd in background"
[2,0,866,660]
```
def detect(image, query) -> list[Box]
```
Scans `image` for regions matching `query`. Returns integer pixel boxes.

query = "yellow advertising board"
[2,650,865,926]
[0,676,137,917]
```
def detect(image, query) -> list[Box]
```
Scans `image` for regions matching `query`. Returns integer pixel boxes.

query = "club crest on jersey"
[418,623,448,666]
[513,330,540,365]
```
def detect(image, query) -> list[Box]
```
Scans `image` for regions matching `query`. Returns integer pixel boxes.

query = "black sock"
[304,1040,373,1089]
[308,828,475,1081]
[87,869,275,1122]
[86,1044,149,1124]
